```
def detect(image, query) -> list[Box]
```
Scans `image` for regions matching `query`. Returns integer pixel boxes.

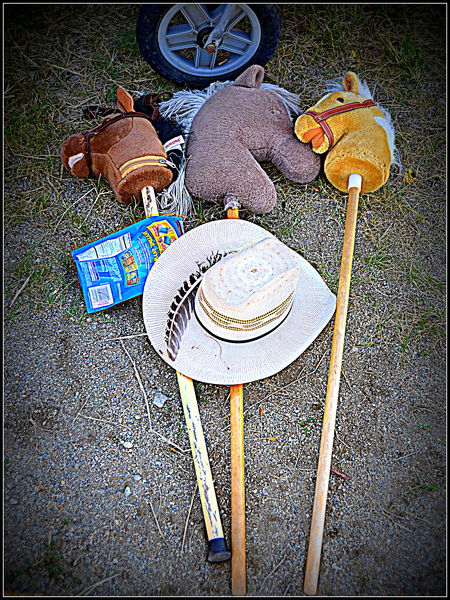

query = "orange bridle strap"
[305,99,375,147]
[119,155,175,179]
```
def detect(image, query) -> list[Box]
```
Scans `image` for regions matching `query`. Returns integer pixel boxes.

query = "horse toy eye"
[336,97,344,103]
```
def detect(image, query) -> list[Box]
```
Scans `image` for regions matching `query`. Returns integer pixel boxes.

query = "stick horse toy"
[61,87,231,563]
[295,71,400,595]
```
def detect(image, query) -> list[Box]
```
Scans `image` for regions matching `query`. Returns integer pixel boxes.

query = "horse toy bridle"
[305,98,375,148]
[83,111,175,175]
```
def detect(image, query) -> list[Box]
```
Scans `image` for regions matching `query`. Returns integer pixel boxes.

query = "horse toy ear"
[117,86,135,112]
[60,133,90,178]
[342,71,360,93]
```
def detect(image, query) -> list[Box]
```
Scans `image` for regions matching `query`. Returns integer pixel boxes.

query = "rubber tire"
[136,4,281,88]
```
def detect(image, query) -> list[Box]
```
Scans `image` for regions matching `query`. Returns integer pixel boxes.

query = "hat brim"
[143,220,336,385]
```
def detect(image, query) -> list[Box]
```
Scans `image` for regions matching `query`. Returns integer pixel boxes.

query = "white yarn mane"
[322,75,402,171]
[159,80,303,132]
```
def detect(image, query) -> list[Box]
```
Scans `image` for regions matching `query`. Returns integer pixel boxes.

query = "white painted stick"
[177,373,230,562]
[141,185,158,218]
[142,185,230,562]
[304,174,361,595]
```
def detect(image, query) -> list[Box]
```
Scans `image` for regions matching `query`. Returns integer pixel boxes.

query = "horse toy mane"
[295,71,401,193]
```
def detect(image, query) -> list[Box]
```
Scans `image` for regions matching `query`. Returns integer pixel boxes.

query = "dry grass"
[3,4,446,596]
[3,0,445,406]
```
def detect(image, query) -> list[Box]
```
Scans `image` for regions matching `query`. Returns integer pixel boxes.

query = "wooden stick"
[142,185,230,562]
[177,373,230,561]
[226,204,247,595]
[304,175,361,596]
[141,184,158,218]
[230,384,246,596]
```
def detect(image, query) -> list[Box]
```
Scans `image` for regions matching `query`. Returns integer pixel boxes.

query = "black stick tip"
[207,537,231,563]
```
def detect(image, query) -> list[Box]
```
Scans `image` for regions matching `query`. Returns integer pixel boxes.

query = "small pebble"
[153,392,169,408]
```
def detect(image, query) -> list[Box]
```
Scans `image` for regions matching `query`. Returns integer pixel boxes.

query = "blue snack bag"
[71,215,184,313]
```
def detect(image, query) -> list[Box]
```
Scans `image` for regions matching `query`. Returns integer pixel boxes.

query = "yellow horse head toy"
[295,72,400,193]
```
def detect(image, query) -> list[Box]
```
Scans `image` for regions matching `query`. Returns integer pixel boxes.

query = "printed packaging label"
[72,215,184,313]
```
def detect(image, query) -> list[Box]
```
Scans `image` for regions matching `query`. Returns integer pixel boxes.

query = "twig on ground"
[245,347,330,414]
[78,414,128,428]
[120,339,152,427]
[9,153,59,160]
[71,398,90,425]
[258,556,287,593]
[341,368,353,392]
[77,574,117,596]
[48,62,84,77]
[100,332,148,342]
[119,340,188,453]
[380,507,413,533]
[51,187,96,232]
[148,496,170,547]
[392,448,421,460]
[150,430,189,454]
[334,429,352,450]
[81,189,108,225]
[49,280,76,301]
[181,483,198,554]
[10,275,31,307]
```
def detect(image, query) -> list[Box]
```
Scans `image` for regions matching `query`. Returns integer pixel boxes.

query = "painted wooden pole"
[142,186,230,562]
[303,174,361,595]
[177,372,231,561]
[230,383,246,596]
[226,204,247,596]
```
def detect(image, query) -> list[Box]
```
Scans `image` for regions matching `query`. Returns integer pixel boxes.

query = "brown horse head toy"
[61,87,174,205]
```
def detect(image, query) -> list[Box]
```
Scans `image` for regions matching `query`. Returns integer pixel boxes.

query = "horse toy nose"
[294,71,399,596]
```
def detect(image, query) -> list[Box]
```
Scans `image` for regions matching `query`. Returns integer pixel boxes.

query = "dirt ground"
[3,4,446,597]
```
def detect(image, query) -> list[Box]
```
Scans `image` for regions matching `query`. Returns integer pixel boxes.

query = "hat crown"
[195,237,300,341]
[205,238,298,307]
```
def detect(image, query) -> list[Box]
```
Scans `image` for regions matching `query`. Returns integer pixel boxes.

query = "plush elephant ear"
[343,71,359,94]
[233,64,265,88]
[117,86,135,112]
[61,133,90,178]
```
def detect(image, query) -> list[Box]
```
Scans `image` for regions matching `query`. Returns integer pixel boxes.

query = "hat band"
[194,302,293,344]
[197,287,294,332]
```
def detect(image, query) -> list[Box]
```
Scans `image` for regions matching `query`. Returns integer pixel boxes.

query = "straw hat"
[143,220,336,385]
